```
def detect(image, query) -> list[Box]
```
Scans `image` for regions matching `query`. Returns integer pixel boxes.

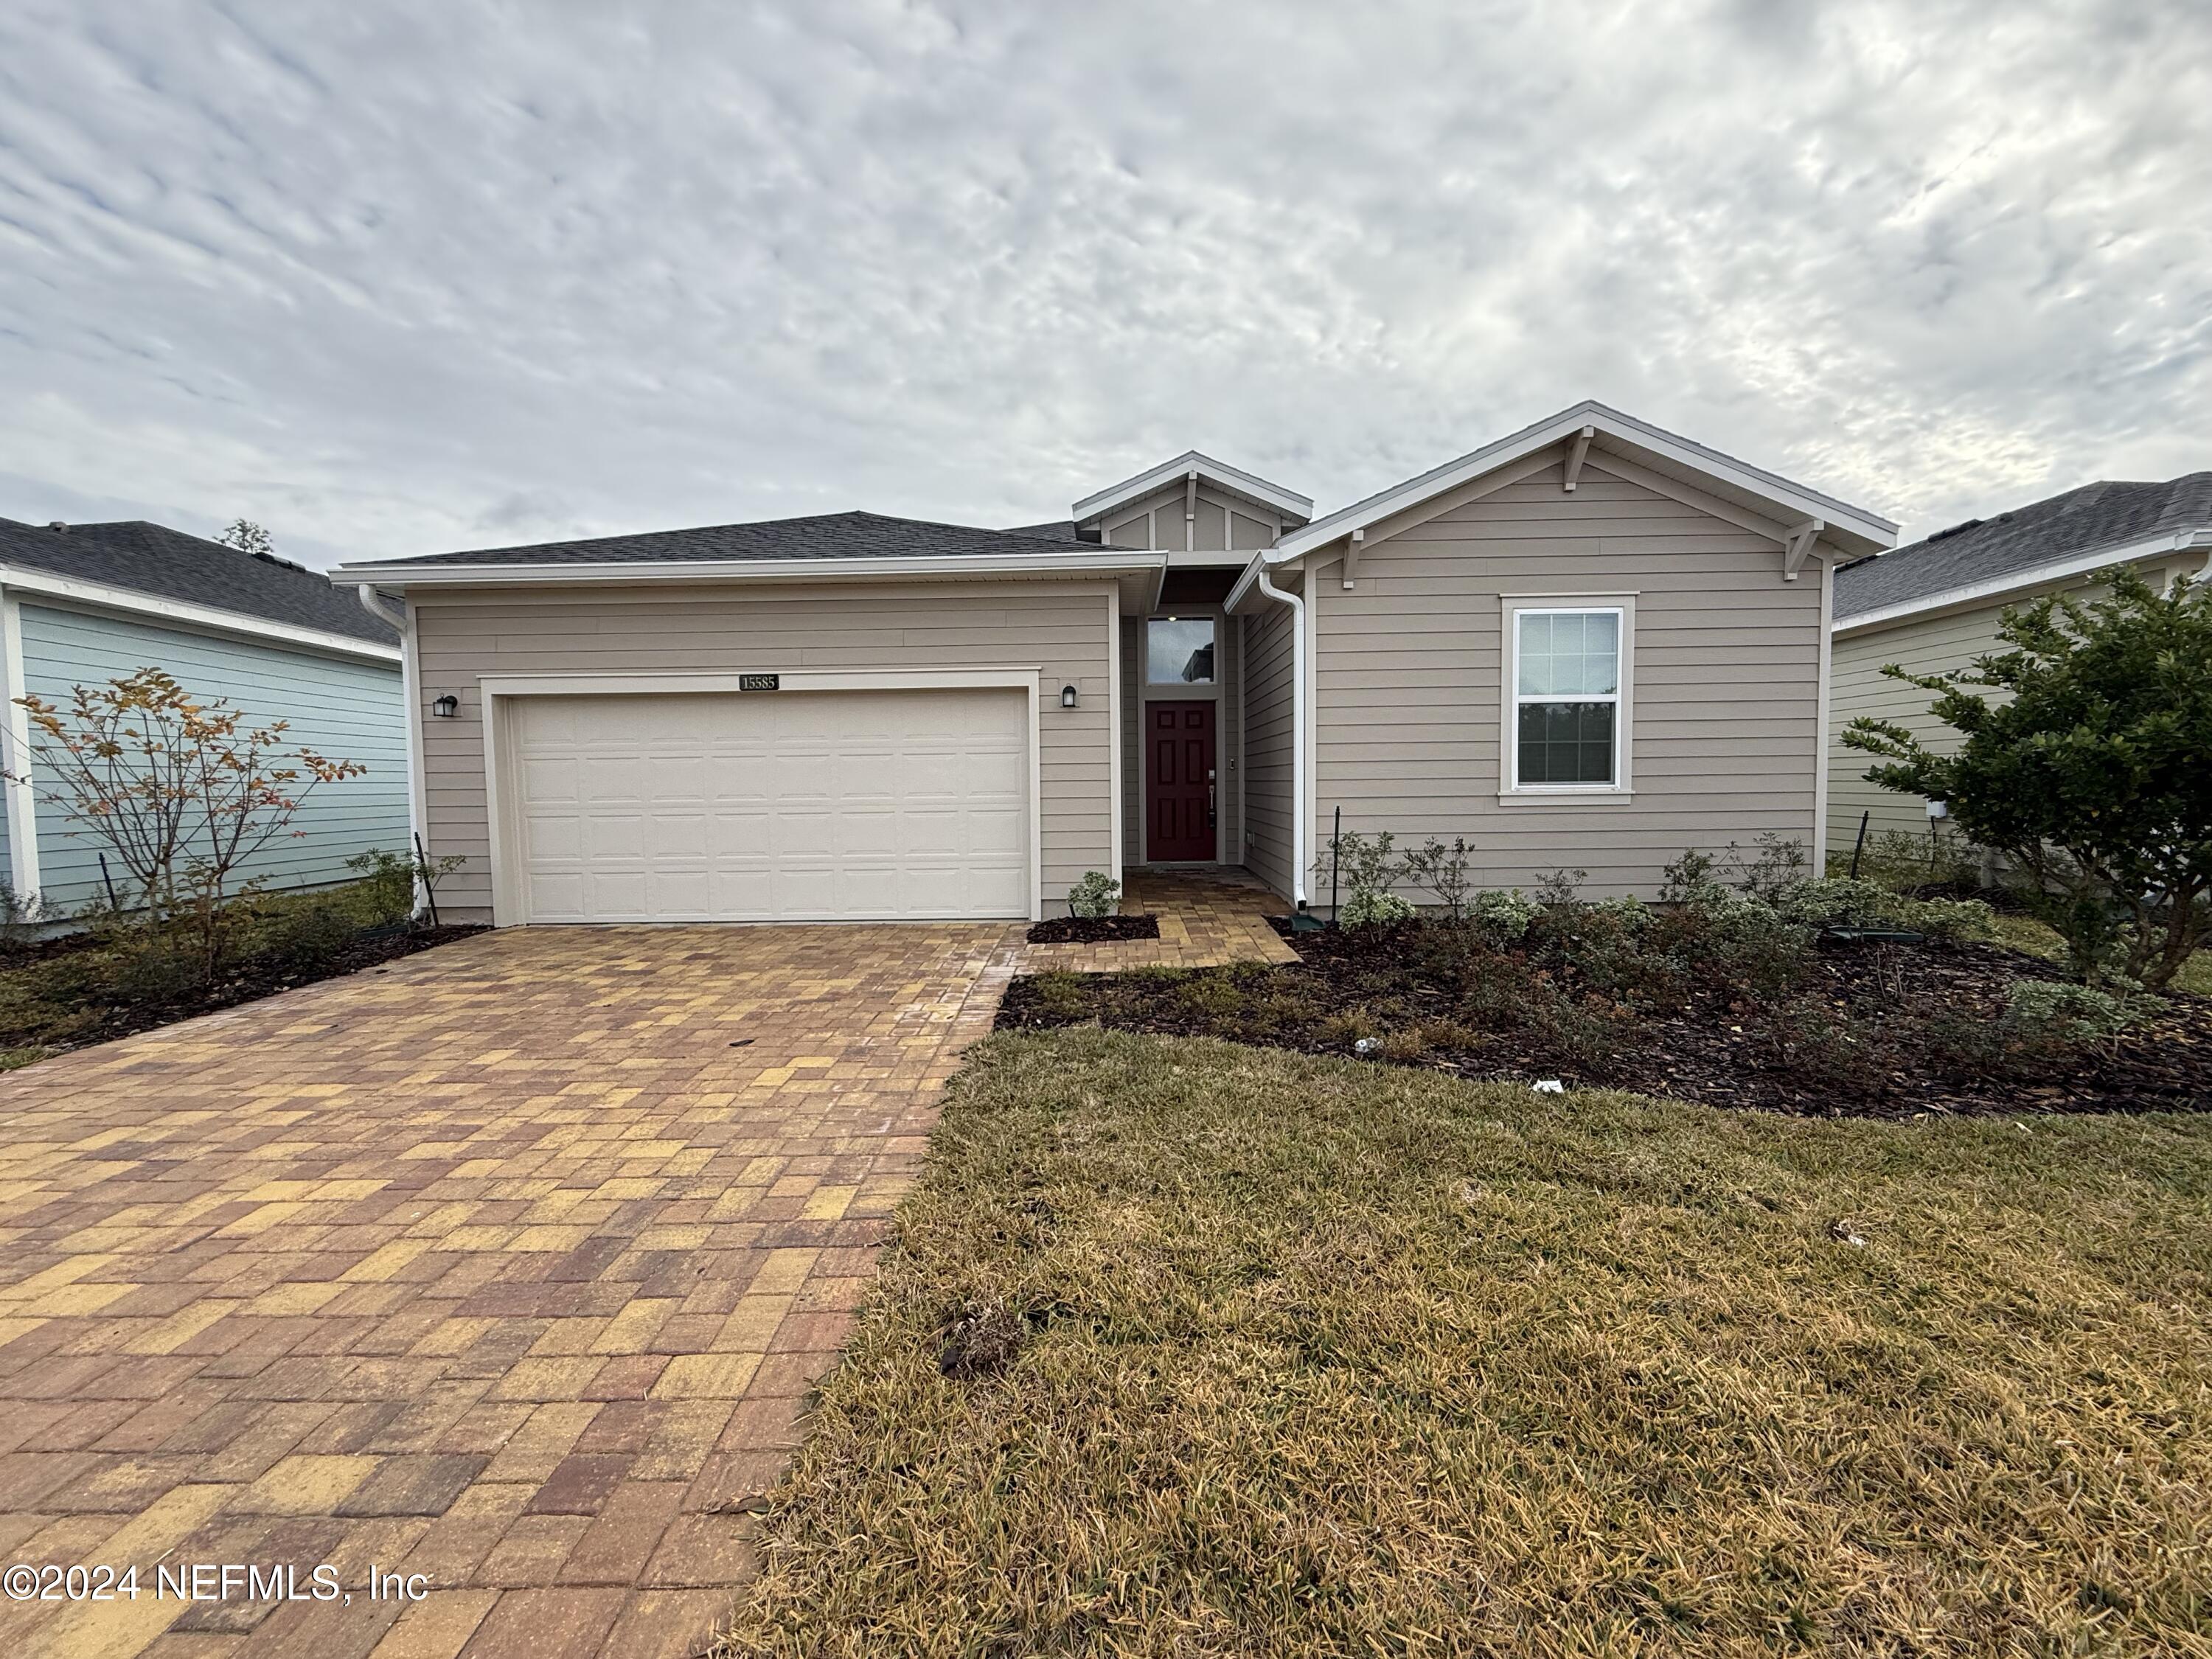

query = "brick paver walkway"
[0,923,1018,1659]
[1016,868,1300,972]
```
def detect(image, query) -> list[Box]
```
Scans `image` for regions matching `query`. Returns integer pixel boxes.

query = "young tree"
[13,669,366,978]
[216,519,275,557]
[1843,569,2212,989]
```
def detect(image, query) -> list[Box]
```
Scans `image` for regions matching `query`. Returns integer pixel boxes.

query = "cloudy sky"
[2,1,2207,571]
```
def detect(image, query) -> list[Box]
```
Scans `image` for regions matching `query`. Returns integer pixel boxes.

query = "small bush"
[1773,877,1995,942]
[1467,888,1536,942]
[1340,889,1415,928]
[249,898,358,973]
[2001,979,2149,1045]
[343,849,419,925]
[0,883,49,952]
[1533,867,1587,908]
[1724,832,1812,904]
[1402,837,1475,922]
[1066,872,1121,919]
[1844,827,1984,892]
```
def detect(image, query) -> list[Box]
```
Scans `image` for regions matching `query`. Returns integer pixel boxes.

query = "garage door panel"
[510,688,1030,922]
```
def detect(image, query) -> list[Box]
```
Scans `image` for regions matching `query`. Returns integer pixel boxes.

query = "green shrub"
[1845,568,2212,990]
[1723,832,1812,904]
[1771,877,1995,942]
[250,898,359,973]
[1340,888,1415,928]
[1066,872,1121,919]
[2000,979,2149,1045]
[1402,837,1475,922]
[1467,888,1535,942]
[344,849,419,925]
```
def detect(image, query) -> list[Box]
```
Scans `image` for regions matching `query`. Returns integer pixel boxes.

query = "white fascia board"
[0,562,401,664]
[1224,552,1291,615]
[1071,451,1314,524]
[1832,528,2212,638]
[1275,400,1899,562]
[331,550,1167,589]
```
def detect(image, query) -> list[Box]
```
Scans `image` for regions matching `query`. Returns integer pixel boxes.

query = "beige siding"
[1826,556,2200,855]
[1220,616,1242,857]
[412,580,1114,921]
[1312,459,1823,900]
[1242,603,1295,897]
[1826,608,2002,855]
[1095,482,1282,551]
[1120,616,1141,854]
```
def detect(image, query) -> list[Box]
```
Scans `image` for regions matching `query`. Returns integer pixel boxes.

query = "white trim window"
[1503,599,1633,795]
[1145,614,1217,684]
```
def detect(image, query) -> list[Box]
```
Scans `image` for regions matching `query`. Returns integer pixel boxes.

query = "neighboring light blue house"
[0,516,409,917]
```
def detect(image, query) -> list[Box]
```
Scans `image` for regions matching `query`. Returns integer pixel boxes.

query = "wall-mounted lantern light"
[1060,684,1079,709]
[430,694,460,719]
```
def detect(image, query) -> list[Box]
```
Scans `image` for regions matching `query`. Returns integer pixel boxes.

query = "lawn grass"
[719,1029,2212,1658]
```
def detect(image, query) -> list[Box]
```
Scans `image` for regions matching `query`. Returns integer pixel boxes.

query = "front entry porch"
[1020,867,1297,972]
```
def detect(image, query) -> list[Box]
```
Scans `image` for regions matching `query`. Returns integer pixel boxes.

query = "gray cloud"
[1,0,2206,569]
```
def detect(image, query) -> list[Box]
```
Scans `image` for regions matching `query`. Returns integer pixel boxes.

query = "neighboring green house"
[1826,473,2212,858]
[0,515,408,916]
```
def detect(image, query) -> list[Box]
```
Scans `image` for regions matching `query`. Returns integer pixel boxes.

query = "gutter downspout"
[1252,564,1309,910]
[359,585,431,919]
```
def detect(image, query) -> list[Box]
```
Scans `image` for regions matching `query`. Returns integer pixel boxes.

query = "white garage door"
[507,688,1029,922]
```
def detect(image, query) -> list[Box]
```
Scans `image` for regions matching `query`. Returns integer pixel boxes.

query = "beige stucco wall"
[410,579,1116,921]
[1310,458,1826,901]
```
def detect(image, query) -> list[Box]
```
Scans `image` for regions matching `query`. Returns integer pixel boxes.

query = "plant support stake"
[1331,805,1341,924]
[98,852,120,910]
[414,831,441,929]
[1848,810,1870,881]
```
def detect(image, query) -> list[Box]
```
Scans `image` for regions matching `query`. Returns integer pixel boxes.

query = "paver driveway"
[0,922,1019,1659]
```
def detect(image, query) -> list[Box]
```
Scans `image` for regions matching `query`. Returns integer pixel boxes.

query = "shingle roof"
[0,518,397,647]
[378,509,1103,568]
[1834,473,2212,622]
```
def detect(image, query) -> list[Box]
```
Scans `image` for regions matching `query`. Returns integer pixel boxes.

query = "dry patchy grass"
[719,1029,2212,1658]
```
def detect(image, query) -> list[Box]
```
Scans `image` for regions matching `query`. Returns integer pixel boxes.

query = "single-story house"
[0,516,410,915]
[330,401,1897,925]
[1828,473,2212,855]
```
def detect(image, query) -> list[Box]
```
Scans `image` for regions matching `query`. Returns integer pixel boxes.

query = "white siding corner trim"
[1105,591,1123,886]
[1497,594,1638,803]
[477,667,1045,927]
[0,590,38,902]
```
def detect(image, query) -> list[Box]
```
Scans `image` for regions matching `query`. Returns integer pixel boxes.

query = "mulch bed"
[997,920,2212,1119]
[2,925,488,1062]
[1025,914,1161,945]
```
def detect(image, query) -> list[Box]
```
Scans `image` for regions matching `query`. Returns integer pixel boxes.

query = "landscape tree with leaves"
[12,669,366,978]
[1843,568,2211,989]
[216,518,276,557]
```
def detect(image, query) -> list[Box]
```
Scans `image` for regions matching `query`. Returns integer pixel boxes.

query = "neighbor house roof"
[0,517,398,648]
[1833,473,2212,628]
[369,510,1098,569]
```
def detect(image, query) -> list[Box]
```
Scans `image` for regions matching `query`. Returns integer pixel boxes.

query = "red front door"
[1147,701,1217,861]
